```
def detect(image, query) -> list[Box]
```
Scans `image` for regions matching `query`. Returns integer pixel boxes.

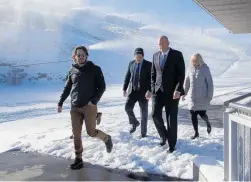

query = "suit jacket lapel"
[138,60,146,86]
[130,61,135,82]
[156,52,162,71]
[163,48,172,69]
[128,61,135,95]
[140,59,145,76]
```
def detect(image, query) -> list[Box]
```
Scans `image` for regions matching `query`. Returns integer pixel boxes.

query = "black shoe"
[96,112,102,125]
[70,158,83,170]
[138,134,146,139]
[190,133,199,140]
[141,134,146,138]
[129,122,140,133]
[105,135,113,153]
[167,147,175,153]
[207,124,211,134]
[159,136,166,146]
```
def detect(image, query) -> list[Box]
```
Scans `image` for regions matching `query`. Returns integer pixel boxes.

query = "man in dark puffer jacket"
[57,46,113,170]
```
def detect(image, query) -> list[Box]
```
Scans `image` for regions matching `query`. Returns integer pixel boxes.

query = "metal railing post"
[229,119,238,181]
[224,93,251,181]
[223,111,229,181]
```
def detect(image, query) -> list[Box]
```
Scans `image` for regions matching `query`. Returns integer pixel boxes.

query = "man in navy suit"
[123,48,152,138]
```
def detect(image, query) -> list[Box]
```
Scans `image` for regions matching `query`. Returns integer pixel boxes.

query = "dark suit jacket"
[151,48,185,100]
[123,59,152,96]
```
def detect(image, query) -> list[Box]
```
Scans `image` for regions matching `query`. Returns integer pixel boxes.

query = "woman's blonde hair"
[190,53,205,66]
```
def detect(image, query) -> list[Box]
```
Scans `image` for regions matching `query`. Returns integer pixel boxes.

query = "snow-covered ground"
[1,0,251,180]
[1,78,251,179]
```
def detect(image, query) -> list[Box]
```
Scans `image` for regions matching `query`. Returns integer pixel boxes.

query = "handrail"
[228,103,251,114]
[224,92,251,106]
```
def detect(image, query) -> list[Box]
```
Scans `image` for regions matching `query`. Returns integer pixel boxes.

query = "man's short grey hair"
[159,35,168,40]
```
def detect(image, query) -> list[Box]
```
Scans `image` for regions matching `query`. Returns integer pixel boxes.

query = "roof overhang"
[193,0,251,34]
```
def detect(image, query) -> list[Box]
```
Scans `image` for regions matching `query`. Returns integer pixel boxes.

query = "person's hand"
[57,106,62,113]
[123,91,127,97]
[173,91,181,99]
[145,91,152,100]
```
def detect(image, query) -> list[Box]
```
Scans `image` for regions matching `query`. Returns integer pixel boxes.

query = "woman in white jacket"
[182,53,214,139]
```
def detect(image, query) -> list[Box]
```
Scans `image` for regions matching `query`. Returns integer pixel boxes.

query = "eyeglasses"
[77,54,86,58]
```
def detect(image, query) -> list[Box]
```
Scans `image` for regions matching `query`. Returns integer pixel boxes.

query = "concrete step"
[0,150,190,181]
[193,156,224,181]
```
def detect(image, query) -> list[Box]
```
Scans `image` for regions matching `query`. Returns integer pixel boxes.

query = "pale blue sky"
[88,0,223,28]
[86,0,251,49]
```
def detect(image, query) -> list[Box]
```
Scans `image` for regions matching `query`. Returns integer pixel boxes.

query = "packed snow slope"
[0,1,251,85]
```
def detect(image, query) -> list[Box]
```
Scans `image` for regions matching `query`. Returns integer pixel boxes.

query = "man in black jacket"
[151,36,185,153]
[57,46,113,170]
[123,48,152,138]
